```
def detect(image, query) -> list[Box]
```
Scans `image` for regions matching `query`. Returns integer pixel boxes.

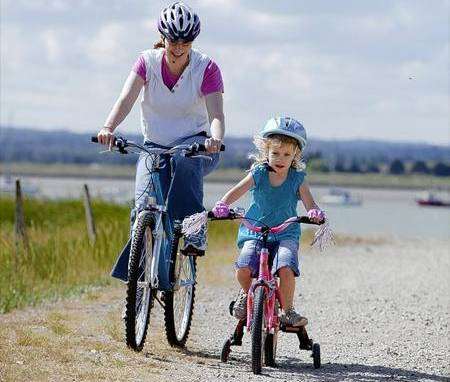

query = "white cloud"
[41,29,61,63]
[85,23,128,65]
[197,0,239,10]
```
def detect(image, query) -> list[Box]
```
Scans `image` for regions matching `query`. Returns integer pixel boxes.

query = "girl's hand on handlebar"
[97,127,115,149]
[212,200,230,218]
[307,208,325,223]
[204,137,222,153]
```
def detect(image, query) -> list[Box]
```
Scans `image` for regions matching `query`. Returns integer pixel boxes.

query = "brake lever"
[190,154,212,161]
[181,149,212,161]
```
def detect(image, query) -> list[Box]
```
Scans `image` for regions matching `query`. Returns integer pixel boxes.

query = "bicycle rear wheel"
[251,286,266,374]
[125,211,154,351]
[164,227,196,347]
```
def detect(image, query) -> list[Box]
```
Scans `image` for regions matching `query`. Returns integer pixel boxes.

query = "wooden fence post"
[14,178,29,257]
[83,184,96,244]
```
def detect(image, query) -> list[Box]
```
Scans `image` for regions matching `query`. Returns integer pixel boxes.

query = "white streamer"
[310,218,335,252]
[181,211,209,236]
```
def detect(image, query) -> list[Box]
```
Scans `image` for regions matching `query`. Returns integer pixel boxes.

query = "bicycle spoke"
[172,253,194,339]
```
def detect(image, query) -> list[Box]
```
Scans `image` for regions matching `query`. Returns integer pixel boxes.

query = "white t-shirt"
[140,48,212,146]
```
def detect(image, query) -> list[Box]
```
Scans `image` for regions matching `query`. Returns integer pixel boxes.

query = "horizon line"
[1,124,449,148]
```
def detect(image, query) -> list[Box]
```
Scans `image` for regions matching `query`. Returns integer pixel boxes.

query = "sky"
[1,0,449,145]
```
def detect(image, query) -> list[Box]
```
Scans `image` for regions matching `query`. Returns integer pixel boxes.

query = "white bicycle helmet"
[261,116,307,149]
[158,2,200,42]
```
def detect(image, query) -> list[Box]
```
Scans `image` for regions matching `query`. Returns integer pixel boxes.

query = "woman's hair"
[249,134,305,170]
[153,36,165,49]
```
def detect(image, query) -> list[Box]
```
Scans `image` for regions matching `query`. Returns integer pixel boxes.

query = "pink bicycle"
[208,210,323,374]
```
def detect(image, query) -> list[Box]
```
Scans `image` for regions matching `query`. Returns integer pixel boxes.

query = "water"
[3,176,449,241]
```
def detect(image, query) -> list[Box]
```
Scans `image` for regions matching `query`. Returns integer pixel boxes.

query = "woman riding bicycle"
[212,117,324,327]
[97,2,225,257]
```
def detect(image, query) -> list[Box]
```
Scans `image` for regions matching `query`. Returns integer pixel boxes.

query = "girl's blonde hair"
[249,134,305,171]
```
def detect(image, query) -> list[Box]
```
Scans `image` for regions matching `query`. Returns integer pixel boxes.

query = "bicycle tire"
[251,286,266,374]
[312,342,321,369]
[264,332,277,367]
[264,299,279,366]
[125,211,154,351]
[164,226,196,347]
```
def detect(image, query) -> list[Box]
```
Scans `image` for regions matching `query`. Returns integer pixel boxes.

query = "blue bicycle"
[92,136,223,351]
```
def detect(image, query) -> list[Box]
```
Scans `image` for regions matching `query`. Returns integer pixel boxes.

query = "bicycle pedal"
[280,324,301,333]
[180,245,205,257]
[229,301,235,316]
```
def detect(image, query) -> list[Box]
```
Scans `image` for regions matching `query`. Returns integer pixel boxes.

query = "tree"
[411,161,429,174]
[432,162,450,176]
[349,160,362,173]
[366,162,380,173]
[389,159,405,175]
[334,157,346,172]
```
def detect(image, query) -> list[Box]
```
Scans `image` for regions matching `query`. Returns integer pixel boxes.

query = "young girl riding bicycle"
[212,116,324,327]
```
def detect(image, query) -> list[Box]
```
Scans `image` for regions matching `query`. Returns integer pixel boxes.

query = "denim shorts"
[235,239,300,278]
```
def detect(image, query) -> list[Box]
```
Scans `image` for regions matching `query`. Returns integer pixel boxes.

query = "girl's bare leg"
[236,267,252,292]
[278,266,295,310]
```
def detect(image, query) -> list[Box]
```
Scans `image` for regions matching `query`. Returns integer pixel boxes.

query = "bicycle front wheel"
[264,299,279,366]
[164,229,196,347]
[251,286,266,374]
[125,211,154,351]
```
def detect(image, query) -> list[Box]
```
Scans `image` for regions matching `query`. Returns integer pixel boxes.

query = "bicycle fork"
[246,248,278,333]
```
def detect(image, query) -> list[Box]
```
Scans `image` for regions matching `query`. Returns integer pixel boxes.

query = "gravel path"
[1,238,448,381]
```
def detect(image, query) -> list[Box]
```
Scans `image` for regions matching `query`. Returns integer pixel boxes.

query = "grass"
[0,197,130,313]
[46,312,71,335]
[16,329,50,347]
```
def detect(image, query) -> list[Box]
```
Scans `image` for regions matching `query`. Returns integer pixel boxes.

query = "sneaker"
[281,307,308,327]
[232,289,248,320]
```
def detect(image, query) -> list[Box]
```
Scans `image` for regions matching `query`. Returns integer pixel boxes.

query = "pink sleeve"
[201,60,224,96]
[132,55,147,82]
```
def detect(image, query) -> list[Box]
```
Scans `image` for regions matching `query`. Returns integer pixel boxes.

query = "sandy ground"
[0,237,449,382]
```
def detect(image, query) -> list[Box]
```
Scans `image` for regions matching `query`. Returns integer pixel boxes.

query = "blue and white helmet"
[261,116,307,149]
[158,2,201,42]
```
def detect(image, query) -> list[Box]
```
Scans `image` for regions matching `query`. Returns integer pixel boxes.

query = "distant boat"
[321,188,362,206]
[416,191,450,207]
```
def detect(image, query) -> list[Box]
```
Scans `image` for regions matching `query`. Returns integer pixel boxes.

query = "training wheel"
[312,343,321,369]
[221,338,232,362]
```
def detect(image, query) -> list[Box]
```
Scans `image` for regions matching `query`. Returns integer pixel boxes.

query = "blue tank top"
[237,164,306,248]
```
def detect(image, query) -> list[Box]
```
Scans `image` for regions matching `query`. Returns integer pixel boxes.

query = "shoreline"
[2,163,449,191]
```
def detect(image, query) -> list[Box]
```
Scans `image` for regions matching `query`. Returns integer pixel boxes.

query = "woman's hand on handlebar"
[97,126,115,149]
[204,137,222,153]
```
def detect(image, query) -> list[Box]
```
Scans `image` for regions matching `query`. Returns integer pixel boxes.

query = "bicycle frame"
[94,136,211,291]
[132,148,196,291]
[245,227,282,334]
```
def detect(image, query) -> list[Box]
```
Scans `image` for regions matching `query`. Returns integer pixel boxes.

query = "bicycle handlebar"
[91,136,225,156]
[207,209,324,234]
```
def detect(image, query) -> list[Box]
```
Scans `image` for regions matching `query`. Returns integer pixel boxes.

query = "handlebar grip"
[91,136,118,146]
[297,216,325,225]
[197,143,225,152]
